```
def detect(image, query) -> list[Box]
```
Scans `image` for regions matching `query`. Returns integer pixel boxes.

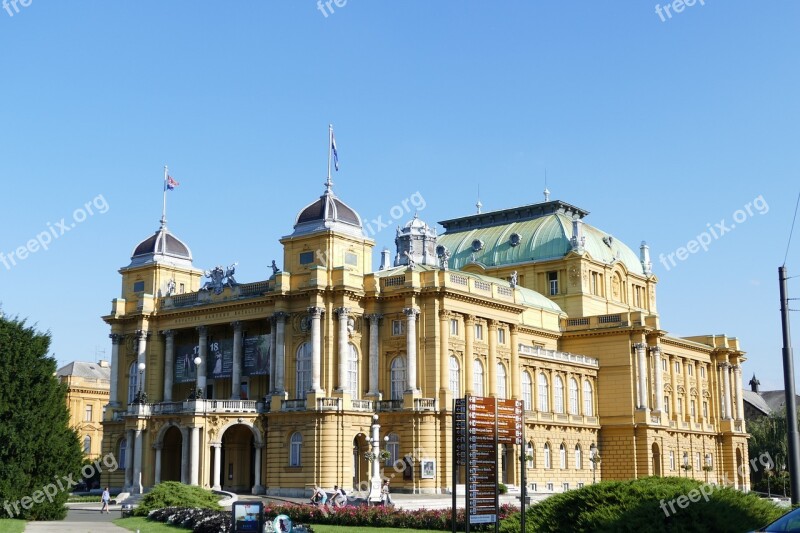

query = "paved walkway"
[23,505,128,533]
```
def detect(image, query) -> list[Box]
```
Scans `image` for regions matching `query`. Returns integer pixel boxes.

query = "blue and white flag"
[331,132,339,171]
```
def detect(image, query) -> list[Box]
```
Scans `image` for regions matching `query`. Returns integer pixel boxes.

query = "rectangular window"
[498,328,506,345]
[299,251,314,265]
[548,271,558,295]
[664,396,670,414]
[703,401,709,419]
[450,319,459,336]
[392,320,406,336]
[345,252,358,266]
[690,400,696,418]
[133,281,145,293]
[677,398,683,414]
[475,324,483,340]
[578,482,584,489]
[688,364,693,376]
[695,452,701,471]
[669,451,675,471]
[662,358,667,371]
[700,366,706,378]
[546,482,554,492]
[563,483,570,492]
[179,283,185,294]
[84,405,93,422]
[675,361,681,374]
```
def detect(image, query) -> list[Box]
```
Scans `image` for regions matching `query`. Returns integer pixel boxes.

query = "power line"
[784,190,800,267]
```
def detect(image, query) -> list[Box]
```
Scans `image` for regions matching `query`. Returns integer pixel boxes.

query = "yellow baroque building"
[57,360,111,460]
[101,180,749,496]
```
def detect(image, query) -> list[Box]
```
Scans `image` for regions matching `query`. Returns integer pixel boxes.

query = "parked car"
[752,507,800,532]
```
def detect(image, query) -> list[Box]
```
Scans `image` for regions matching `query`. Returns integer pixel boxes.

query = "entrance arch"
[736,448,744,490]
[651,442,662,477]
[353,434,369,493]
[221,424,254,493]
[162,426,183,482]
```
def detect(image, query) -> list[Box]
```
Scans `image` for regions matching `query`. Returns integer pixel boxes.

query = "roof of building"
[291,181,366,239]
[759,390,800,413]
[437,200,646,275]
[56,361,111,381]
[743,390,772,416]
[128,222,194,269]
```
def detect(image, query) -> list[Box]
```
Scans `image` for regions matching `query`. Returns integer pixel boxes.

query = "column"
[189,426,200,486]
[109,334,123,406]
[439,310,450,392]
[404,307,419,392]
[252,444,264,494]
[163,330,175,402]
[368,314,382,397]
[464,315,475,395]
[670,355,678,418]
[309,307,324,393]
[652,346,664,413]
[721,362,732,419]
[274,312,287,392]
[683,359,691,420]
[734,363,744,420]
[488,320,498,397]
[231,321,243,399]
[153,443,163,485]
[180,428,189,485]
[269,317,277,393]
[634,342,648,409]
[125,428,134,490]
[336,308,350,391]
[133,429,143,494]
[197,326,208,394]
[211,443,222,490]
[135,330,150,395]
[510,325,520,400]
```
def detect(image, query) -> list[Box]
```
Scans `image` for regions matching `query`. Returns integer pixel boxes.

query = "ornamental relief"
[568,265,581,288]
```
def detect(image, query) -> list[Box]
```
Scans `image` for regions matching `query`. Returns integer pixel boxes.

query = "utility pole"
[779,266,800,505]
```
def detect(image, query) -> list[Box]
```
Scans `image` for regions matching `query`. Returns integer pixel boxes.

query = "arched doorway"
[652,443,662,477]
[353,434,369,493]
[221,425,254,493]
[162,426,183,482]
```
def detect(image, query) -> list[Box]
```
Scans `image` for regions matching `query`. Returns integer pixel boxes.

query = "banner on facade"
[175,343,201,384]
[243,334,271,377]
[207,338,234,379]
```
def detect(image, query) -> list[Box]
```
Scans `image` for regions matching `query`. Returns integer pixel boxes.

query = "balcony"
[377,400,404,412]
[352,399,374,412]
[317,397,342,411]
[282,399,307,411]
[414,398,437,412]
[518,345,599,368]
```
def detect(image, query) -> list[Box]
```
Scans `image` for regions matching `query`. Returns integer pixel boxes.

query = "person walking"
[332,485,346,508]
[381,480,394,506]
[100,487,110,514]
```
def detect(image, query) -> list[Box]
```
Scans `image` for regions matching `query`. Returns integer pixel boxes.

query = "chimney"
[571,219,583,250]
[379,248,391,271]
[640,241,652,275]
[98,360,110,368]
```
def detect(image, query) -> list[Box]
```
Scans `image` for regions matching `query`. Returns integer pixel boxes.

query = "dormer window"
[133,281,145,293]
[471,239,484,252]
[509,233,521,247]
[299,251,314,265]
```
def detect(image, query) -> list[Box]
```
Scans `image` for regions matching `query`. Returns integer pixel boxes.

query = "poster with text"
[207,338,233,379]
[175,343,200,384]
[243,334,271,377]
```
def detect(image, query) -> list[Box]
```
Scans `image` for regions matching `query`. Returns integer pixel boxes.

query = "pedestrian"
[333,484,346,507]
[100,487,110,514]
[381,480,394,506]
[310,486,327,507]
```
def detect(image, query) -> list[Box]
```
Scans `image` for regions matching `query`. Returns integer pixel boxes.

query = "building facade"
[57,360,111,460]
[101,179,749,496]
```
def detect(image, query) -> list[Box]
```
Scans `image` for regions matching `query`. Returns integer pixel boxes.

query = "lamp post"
[193,356,203,399]
[132,362,147,404]
[366,415,388,504]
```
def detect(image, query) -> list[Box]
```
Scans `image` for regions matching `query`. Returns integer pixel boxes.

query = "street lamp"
[189,356,203,400]
[366,415,389,504]
[132,362,147,404]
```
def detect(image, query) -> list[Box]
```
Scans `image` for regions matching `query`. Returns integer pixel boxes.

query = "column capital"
[134,330,151,340]
[231,320,243,331]
[439,309,451,319]
[161,329,175,339]
[273,311,289,321]
[109,333,125,344]
[732,364,742,372]
[367,313,383,323]
[487,319,499,330]
[403,307,420,318]
[632,342,647,351]
[718,362,731,369]
[335,307,351,318]
[197,325,208,335]
[308,306,324,318]
[509,323,519,334]
[464,314,476,326]
[649,345,661,356]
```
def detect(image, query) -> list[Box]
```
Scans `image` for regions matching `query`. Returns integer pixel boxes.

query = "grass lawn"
[0,520,26,533]
[114,517,185,532]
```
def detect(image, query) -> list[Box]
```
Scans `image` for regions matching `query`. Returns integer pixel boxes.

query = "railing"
[669,420,677,429]
[651,415,662,424]
[449,274,469,286]
[383,275,405,287]
[152,402,184,414]
[352,399,374,411]
[167,293,199,308]
[474,280,491,292]
[539,412,553,421]
[518,344,599,367]
[497,286,513,297]
[237,281,271,297]
[414,398,436,411]
[317,397,341,411]
[377,399,404,412]
[111,410,126,422]
[282,399,307,411]
[585,416,598,425]
[555,413,569,422]
[207,400,258,413]
[567,318,590,326]
[598,314,621,324]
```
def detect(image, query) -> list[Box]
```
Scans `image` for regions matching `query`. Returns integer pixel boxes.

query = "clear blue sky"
[1,2,798,390]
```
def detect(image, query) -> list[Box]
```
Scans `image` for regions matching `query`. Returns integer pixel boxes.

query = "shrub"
[498,483,508,495]
[507,476,784,532]
[133,482,222,517]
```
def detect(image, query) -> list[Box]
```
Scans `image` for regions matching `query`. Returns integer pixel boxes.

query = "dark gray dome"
[132,229,191,259]
[290,183,366,239]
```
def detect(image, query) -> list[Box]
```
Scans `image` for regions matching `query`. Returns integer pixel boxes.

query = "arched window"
[583,380,594,416]
[118,438,127,469]
[575,444,582,470]
[296,343,312,399]
[83,435,91,455]
[391,357,406,400]
[386,433,400,467]
[554,376,565,414]
[347,343,359,398]
[289,432,303,466]
[538,373,549,412]
[544,443,551,469]
[497,364,507,399]
[522,372,532,411]
[526,441,535,469]
[449,355,460,397]
[559,443,567,469]
[127,361,138,404]
[473,360,484,397]
[569,378,579,415]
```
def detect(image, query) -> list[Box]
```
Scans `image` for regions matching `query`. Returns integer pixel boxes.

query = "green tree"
[0,316,83,520]
[748,411,790,494]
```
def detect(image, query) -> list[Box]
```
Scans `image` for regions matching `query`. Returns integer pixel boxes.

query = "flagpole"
[326,124,333,192]
[161,165,168,227]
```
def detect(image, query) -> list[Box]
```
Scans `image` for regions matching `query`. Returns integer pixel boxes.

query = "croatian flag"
[331,133,339,172]
[166,175,180,190]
